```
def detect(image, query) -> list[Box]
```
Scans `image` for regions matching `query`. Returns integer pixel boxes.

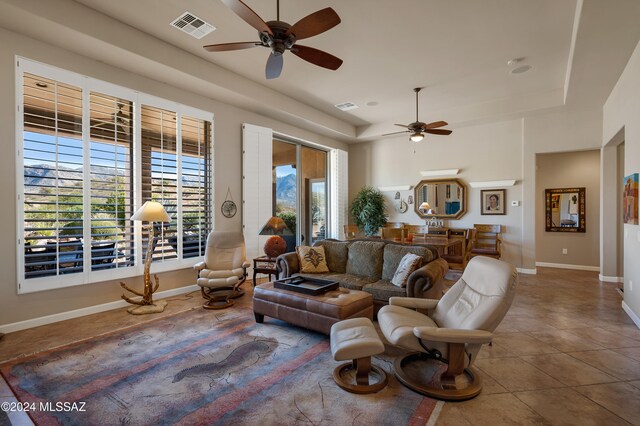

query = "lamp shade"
[258,216,293,236]
[419,202,431,213]
[130,201,171,222]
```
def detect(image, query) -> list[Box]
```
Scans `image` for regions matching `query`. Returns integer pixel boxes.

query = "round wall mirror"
[414,179,467,219]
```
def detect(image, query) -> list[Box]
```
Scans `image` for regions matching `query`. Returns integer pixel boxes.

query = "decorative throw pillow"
[297,245,330,273]
[391,253,423,287]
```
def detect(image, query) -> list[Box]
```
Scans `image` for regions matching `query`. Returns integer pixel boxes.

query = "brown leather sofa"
[276,238,449,312]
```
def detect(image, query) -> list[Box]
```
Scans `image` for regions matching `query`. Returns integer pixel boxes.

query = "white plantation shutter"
[89,92,135,270]
[180,116,212,258]
[329,148,348,239]
[141,105,179,262]
[17,58,214,293]
[242,124,273,263]
[21,73,85,280]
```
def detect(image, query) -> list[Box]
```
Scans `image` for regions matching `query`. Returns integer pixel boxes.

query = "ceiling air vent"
[334,102,359,111]
[170,12,215,39]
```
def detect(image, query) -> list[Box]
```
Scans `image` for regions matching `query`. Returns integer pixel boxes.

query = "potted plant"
[350,186,388,236]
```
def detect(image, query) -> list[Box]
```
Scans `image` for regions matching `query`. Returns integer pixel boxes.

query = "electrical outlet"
[562,248,568,255]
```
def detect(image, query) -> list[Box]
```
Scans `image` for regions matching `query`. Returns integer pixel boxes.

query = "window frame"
[16,57,214,294]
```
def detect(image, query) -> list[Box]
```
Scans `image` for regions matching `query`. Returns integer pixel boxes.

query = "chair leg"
[228,282,246,299]
[393,351,483,401]
[354,357,372,386]
[332,356,388,394]
[200,287,233,310]
[441,343,465,389]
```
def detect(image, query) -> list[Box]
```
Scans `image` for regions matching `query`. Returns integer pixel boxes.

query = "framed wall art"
[481,189,506,215]
[623,173,639,225]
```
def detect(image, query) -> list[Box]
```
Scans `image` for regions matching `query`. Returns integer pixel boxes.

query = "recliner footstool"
[330,317,388,394]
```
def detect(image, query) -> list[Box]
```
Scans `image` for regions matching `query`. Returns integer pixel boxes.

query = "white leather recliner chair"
[193,231,249,309]
[377,256,517,400]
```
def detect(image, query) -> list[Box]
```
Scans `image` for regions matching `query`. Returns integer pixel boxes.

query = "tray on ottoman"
[273,276,338,295]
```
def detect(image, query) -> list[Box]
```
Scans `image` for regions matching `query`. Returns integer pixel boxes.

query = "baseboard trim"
[599,275,624,283]
[622,301,640,329]
[535,262,600,272]
[0,285,199,334]
[516,268,537,275]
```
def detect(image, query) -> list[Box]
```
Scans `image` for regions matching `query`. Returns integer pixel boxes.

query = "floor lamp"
[121,201,171,315]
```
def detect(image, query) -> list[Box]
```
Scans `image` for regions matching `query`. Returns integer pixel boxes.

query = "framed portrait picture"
[481,189,506,215]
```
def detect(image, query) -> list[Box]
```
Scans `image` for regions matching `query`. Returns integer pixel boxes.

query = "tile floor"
[0,268,639,425]
[437,268,640,426]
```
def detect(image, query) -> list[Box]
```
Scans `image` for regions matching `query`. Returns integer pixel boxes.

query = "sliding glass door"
[272,139,327,251]
[302,146,327,245]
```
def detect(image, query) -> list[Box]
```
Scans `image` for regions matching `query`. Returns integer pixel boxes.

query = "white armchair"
[194,231,250,309]
[377,256,517,400]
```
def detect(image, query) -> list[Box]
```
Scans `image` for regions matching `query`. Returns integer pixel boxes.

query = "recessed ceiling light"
[507,57,525,67]
[511,65,532,74]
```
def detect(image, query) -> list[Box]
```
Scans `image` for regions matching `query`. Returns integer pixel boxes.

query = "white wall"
[603,40,640,325]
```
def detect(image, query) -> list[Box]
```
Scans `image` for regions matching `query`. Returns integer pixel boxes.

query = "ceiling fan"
[204,0,343,79]
[383,88,452,142]
[91,105,131,136]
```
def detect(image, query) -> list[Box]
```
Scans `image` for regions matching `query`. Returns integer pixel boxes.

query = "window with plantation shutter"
[17,58,214,294]
[89,92,135,270]
[141,105,178,262]
[22,73,84,278]
[180,116,212,258]
[140,107,212,262]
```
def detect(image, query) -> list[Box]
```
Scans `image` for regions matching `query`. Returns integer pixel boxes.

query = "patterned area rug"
[1,307,439,425]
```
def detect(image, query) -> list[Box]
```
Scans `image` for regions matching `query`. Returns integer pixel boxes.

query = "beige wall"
[349,119,525,267]
[349,107,606,272]
[521,108,603,270]
[603,39,640,324]
[617,143,625,276]
[535,150,600,267]
[0,28,345,327]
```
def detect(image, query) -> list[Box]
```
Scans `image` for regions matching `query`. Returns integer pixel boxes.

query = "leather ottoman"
[253,282,374,335]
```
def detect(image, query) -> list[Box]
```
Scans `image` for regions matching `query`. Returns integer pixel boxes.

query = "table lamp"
[259,216,293,258]
[120,201,171,315]
[419,202,434,214]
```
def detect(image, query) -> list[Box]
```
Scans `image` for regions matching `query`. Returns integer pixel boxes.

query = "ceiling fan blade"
[382,130,410,136]
[424,120,448,129]
[394,123,410,128]
[425,128,452,135]
[286,7,341,40]
[203,42,259,52]
[222,0,273,35]
[291,45,343,70]
[266,52,283,79]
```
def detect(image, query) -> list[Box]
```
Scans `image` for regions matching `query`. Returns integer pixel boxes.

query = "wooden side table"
[252,256,279,286]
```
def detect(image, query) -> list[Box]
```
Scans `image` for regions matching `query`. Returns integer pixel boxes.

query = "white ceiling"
[3,0,640,142]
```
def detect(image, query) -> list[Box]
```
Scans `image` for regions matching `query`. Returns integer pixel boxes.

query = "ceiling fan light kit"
[204,0,343,79]
[410,132,424,142]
